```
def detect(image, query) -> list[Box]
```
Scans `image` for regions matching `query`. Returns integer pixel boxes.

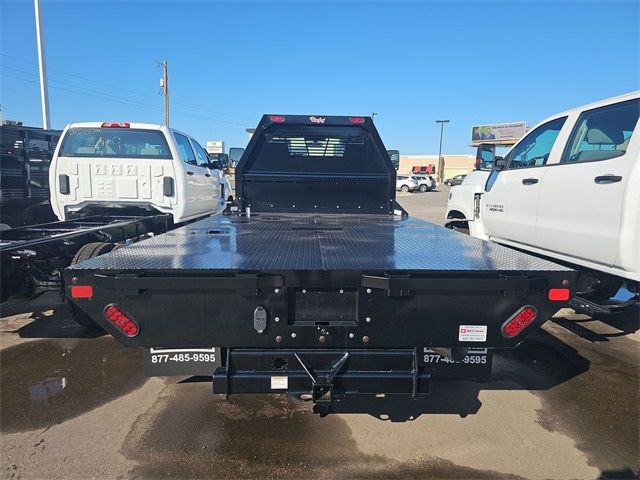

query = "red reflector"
[104,305,139,337]
[269,115,286,123]
[101,122,130,128]
[349,117,365,125]
[548,288,570,301]
[70,285,93,299]
[502,306,537,338]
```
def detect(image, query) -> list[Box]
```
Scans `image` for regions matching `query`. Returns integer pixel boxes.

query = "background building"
[399,154,475,180]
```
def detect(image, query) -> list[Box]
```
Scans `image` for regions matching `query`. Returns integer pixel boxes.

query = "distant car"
[396,175,419,192]
[444,174,467,186]
[413,175,436,192]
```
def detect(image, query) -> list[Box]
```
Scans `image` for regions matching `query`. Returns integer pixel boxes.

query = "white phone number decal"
[151,353,216,363]
[423,354,487,364]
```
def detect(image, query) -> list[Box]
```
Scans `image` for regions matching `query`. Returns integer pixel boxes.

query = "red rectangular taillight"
[269,115,286,123]
[349,117,365,125]
[101,122,130,128]
[548,288,570,301]
[70,285,93,299]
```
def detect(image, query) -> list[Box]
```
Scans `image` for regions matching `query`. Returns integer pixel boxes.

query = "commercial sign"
[471,122,527,145]
[206,140,225,154]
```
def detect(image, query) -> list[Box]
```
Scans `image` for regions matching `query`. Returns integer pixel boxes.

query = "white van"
[50,122,229,223]
[446,92,639,306]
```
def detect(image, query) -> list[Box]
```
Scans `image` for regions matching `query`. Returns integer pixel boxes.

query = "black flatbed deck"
[70,213,570,273]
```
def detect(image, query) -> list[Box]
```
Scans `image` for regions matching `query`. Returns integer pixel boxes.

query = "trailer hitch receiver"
[295,352,349,403]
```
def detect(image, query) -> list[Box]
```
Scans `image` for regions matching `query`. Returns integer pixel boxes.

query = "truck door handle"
[594,175,622,184]
[204,173,211,177]
[186,171,194,176]
[521,178,539,185]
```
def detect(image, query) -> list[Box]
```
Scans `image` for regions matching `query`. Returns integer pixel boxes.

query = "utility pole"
[160,60,169,126]
[34,0,51,129]
[436,119,450,184]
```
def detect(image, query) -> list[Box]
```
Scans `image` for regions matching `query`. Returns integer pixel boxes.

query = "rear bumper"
[213,349,431,401]
[212,347,493,400]
[62,200,174,221]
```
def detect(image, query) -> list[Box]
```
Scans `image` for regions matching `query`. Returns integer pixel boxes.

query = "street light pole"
[436,119,450,184]
[161,60,169,126]
[34,0,51,129]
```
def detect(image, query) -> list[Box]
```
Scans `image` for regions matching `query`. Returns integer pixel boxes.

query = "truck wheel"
[68,242,117,329]
[419,185,428,193]
[401,185,409,193]
[0,215,16,231]
[445,213,470,235]
[71,242,116,265]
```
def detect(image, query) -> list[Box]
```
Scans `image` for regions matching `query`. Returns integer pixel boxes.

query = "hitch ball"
[254,305,268,333]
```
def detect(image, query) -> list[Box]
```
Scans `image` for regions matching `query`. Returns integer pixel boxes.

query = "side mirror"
[475,143,495,170]
[494,156,507,170]
[229,147,244,168]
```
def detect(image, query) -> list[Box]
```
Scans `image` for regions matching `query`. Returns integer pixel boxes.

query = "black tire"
[401,185,409,193]
[419,184,428,193]
[0,215,16,231]
[71,242,116,265]
[69,242,117,329]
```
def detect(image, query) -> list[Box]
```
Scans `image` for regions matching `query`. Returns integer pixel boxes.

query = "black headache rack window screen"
[271,134,364,157]
[247,126,389,175]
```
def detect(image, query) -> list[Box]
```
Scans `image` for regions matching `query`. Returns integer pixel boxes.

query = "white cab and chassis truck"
[0,122,228,302]
[446,92,640,314]
[66,114,578,408]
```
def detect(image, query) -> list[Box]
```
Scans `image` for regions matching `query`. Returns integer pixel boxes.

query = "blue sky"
[1,0,638,154]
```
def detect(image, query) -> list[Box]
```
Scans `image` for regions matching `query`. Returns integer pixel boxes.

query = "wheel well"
[445,210,469,232]
[447,210,466,220]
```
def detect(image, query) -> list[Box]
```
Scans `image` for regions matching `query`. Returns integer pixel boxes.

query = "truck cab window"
[174,133,197,166]
[561,99,639,164]
[191,139,211,167]
[59,128,172,159]
[506,117,566,169]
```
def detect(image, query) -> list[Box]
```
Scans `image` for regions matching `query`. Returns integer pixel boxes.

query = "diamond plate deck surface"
[70,214,572,272]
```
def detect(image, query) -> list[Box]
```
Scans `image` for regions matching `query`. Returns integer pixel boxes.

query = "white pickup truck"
[50,122,230,223]
[446,92,639,310]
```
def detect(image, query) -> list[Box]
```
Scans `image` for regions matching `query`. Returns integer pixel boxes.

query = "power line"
[1,70,252,127]
[2,65,165,110]
[0,53,255,122]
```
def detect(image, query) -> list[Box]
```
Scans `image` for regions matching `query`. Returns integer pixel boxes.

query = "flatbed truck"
[65,115,577,406]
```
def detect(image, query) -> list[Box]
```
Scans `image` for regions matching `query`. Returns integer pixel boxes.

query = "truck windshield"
[59,128,172,159]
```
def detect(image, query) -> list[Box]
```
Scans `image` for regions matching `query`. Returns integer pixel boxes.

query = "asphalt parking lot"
[1,186,638,480]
